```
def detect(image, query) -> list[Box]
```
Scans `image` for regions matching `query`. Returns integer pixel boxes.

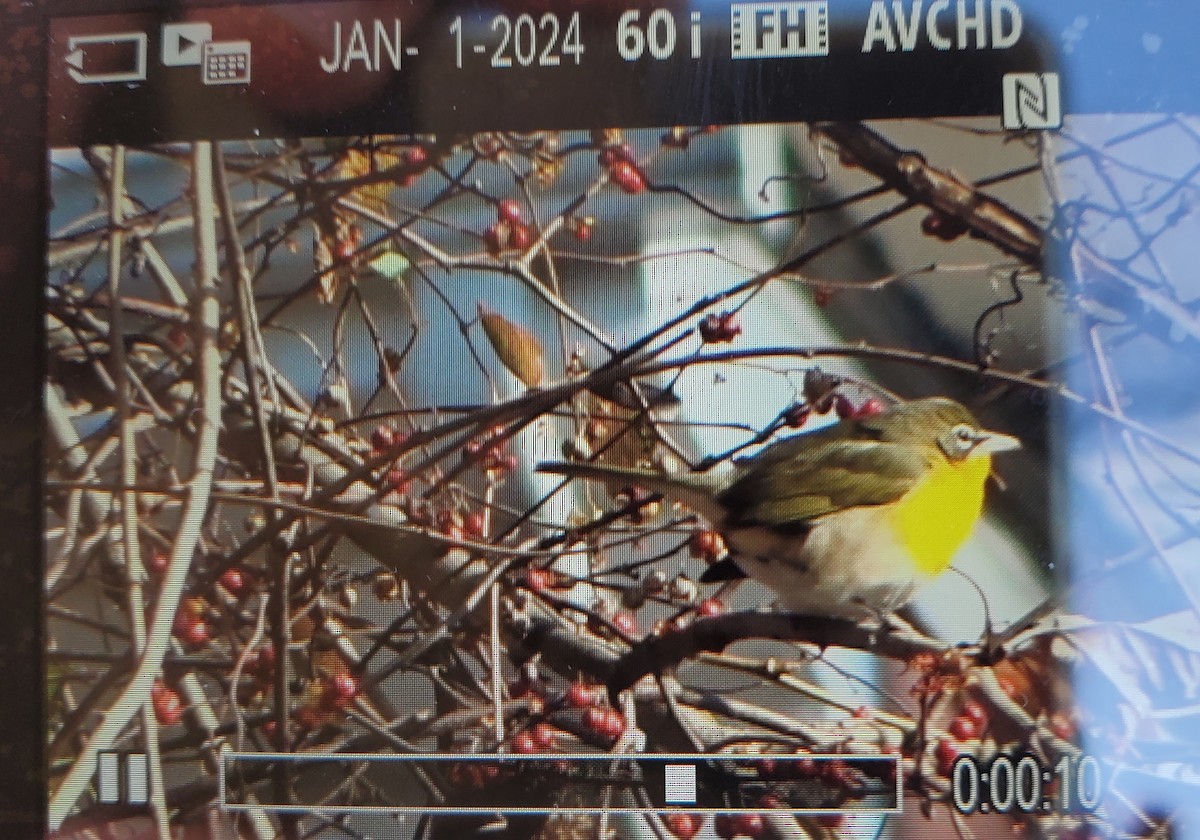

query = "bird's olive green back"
[718,398,978,528]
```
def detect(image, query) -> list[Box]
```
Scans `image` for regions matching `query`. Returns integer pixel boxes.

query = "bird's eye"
[952,425,976,445]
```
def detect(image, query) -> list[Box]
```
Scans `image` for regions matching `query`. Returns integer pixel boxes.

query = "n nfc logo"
[731,1,829,59]
[1003,73,1062,130]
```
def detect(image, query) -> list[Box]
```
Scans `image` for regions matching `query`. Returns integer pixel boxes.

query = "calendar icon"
[201,40,251,85]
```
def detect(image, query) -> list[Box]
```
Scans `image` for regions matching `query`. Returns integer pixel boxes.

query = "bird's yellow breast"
[890,454,992,576]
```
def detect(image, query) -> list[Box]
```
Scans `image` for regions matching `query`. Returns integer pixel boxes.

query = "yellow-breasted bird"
[539,397,1020,620]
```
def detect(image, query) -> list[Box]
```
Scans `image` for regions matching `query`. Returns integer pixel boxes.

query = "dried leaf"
[479,305,545,387]
[338,147,401,211]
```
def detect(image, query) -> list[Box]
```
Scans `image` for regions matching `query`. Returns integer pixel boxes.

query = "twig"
[49,141,224,831]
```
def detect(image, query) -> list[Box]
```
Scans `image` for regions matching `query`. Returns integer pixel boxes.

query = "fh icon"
[730,1,829,59]
[1003,73,1062,130]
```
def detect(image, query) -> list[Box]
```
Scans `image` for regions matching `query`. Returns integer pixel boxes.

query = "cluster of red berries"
[174,597,211,649]
[522,566,570,594]
[599,145,647,195]
[662,811,768,840]
[369,424,414,493]
[462,425,520,475]
[920,210,969,241]
[485,199,536,255]
[394,146,430,188]
[934,698,990,774]
[567,681,627,744]
[403,503,488,549]
[698,310,742,344]
[510,721,561,755]
[151,679,184,726]
[783,395,886,429]
[370,423,408,455]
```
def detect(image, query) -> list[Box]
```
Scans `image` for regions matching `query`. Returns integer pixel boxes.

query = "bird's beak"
[976,431,1021,455]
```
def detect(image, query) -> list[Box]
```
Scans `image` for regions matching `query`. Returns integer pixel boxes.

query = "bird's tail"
[536,461,725,523]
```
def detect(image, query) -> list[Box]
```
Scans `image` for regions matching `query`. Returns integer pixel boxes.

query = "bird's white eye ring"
[953,424,975,444]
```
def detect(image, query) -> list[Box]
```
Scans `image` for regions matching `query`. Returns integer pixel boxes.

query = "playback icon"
[161,22,252,85]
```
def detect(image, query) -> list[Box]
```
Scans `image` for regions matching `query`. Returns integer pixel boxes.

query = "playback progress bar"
[219,751,900,815]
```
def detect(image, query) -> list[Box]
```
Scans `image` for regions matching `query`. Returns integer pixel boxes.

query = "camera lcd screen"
[26,2,1200,839]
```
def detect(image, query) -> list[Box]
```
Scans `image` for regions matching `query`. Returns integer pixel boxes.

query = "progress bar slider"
[220,752,899,815]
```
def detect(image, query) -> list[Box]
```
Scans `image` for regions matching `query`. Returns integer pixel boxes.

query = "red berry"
[525,568,553,592]
[696,598,724,618]
[408,500,434,526]
[501,452,520,473]
[855,397,885,418]
[463,438,485,460]
[435,509,460,531]
[920,211,968,241]
[384,468,410,493]
[936,738,960,775]
[148,549,169,575]
[612,611,638,637]
[404,147,428,168]
[295,706,322,730]
[598,146,629,167]
[609,160,646,195]
[950,715,980,740]
[567,682,598,709]
[509,223,533,250]
[687,529,721,561]
[531,722,557,750]
[783,403,811,428]
[484,222,507,255]
[219,567,247,594]
[331,672,359,702]
[463,511,486,538]
[754,757,778,778]
[167,323,189,348]
[572,217,594,242]
[664,813,701,840]
[698,311,741,344]
[601,709,626,740]
[371,425,396,452]
[583,706,608,733]
[497,199,523,224]
[179,618,210,648]
[732,813,765,837]
[962,699,989,727]
[714,814,736,839]
[153,689,183,726]
[254,644,277,674]
[512,729,539,754]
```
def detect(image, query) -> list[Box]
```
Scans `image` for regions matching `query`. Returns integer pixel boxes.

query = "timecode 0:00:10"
[951,754,1103,815]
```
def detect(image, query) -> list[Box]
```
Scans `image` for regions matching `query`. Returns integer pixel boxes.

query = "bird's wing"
[718,438,936,528]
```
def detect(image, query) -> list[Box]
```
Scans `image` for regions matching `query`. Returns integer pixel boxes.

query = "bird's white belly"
[724,506,922,619]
